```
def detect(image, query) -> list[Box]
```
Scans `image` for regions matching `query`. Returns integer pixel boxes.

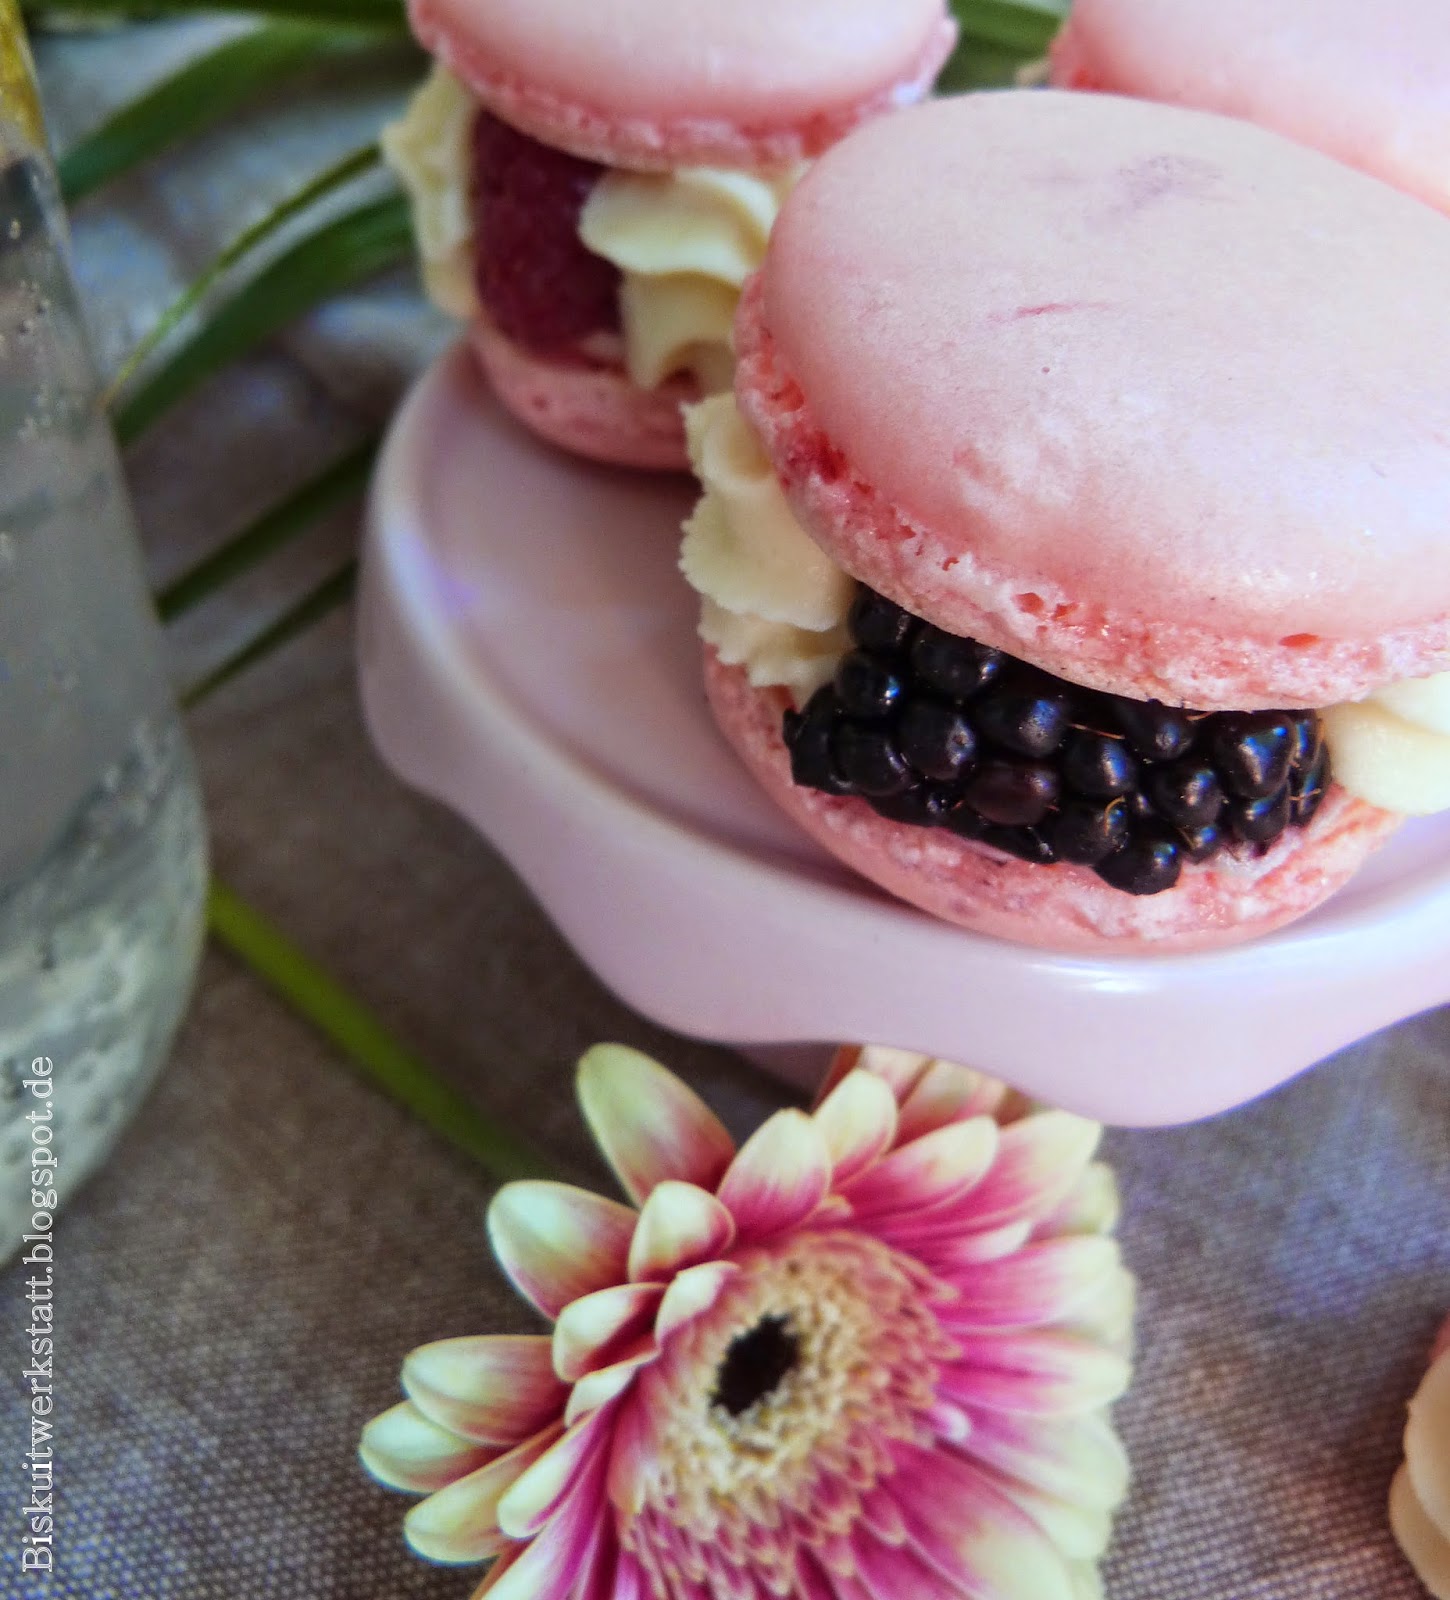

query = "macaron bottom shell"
[470,319,692,470]
[704,649,1402,954]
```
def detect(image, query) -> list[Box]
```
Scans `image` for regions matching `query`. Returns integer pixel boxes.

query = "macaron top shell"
[411,0,956,170]
[1051,0,1450,215]
[743,92,1450,710]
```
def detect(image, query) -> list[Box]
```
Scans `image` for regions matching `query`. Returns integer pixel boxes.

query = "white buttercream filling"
[681,394,1450,814]
[680,395,853,706]
[380,65,479,320]
[381,67,796,393]
[1389,1336,1450,1599]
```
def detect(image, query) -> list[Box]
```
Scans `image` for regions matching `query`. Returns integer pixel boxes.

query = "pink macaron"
[696,91,1450,953]
[1050,0,1450,215]
[398,0,957,470]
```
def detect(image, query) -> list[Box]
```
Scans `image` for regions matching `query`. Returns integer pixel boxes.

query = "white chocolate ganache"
[1389,1325,1450,1599]
[382,66,798,394]
[681,393,1450,818]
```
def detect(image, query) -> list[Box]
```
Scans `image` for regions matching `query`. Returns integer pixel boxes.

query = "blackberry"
[1229,787,1292,845]
[980,825,1057,866]
[965,760,1060,826]
[897,700,977,781]
[973,682,1070,758]
[832,723,912,797]
[870,784,954,828]
[776,585,1335,897]
[1096,829,1183,896]
[1210,712,1295,799]
[1050,797,1130,865]
[910,626,1003,699]
[471,112,621,354]
[1114,699,1196,763]
[1146,760,1224,829]
[1290,745,1330,826]
[834,652,905,719]
[849,590,916,656]
[1060,731,1138,798]
[783,688,849,795]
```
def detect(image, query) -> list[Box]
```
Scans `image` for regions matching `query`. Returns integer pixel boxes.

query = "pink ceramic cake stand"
[357,346,1450,1126]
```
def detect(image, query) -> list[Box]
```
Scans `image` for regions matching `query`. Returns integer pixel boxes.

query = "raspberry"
[781,588,1332,896]
[470,112,621,355]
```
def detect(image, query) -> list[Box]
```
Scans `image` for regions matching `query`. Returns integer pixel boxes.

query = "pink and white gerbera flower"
[360,1044,1136,1600]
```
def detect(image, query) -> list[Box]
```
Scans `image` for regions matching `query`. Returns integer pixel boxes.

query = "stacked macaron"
[383,0,957,468]
[1049,0,1450,216]
[682,91,1450,953]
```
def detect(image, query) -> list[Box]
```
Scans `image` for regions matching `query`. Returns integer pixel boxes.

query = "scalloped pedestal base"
[357,347,1450,1126]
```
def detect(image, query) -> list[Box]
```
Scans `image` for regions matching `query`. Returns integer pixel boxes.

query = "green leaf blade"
[113,191,412,445]
[181,558,358,706]
[207,879,552,1183]
[57,21,388,204]
[157,436,378,622]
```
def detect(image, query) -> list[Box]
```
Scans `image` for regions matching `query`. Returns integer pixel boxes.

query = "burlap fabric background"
[3,22,1447,1599]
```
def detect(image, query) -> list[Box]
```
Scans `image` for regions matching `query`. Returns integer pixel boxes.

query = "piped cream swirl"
[380,65,479,320]
[1321,675,1450,815]
[680,395,852,705]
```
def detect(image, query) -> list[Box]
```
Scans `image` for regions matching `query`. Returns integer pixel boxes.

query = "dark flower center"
[711,1314,800,1418]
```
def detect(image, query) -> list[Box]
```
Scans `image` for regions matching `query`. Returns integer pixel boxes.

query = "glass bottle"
[0,1,208,1260]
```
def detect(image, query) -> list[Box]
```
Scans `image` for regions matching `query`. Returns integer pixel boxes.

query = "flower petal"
[815,1045,933,1110]
[894,1220,1035,1272]
[895,1058,1010,1144]
[577,1044,735,1203]
[576,1515,621,1600]
[941,1331,1132,1416]
[855,1046,938,1103]
[403,1424,560,1564]
[627,1181,735,1283]
[488,1182,636,1320]
[497,1411,609,1540]
[656,1260,740,1342]
[470,1545,525,1596]
[1034,1163,1121,1240]
[1390,1463,1450,1600]
[403,1336,567,1446]
[1060,1263,1137,1357]
[937,1238,1124,1331]
[884,1444,1076,1600]
[565,1342,654,1425]
[359,1400,497,1494]
[978,1467,1115,1563]
[553,1283,664,1383]
[716,1109,831,1241]
[1407,1344,1450,1535]
[842,1117,999,1221]
[1069,1563,1106,1600]
[956,1113,1103,1231]
[606,1388,655,1517]
[813,1069,898,1185]
[484,1444,608,1600]
[955,1410,1130,1510]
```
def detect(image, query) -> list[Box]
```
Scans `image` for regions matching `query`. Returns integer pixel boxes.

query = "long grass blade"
[181,558,357,706]
[208,879,551,1182]
[106,145,382,404]
[113,191,412,445]
[58,22,394,204]
[156,436,378,621]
